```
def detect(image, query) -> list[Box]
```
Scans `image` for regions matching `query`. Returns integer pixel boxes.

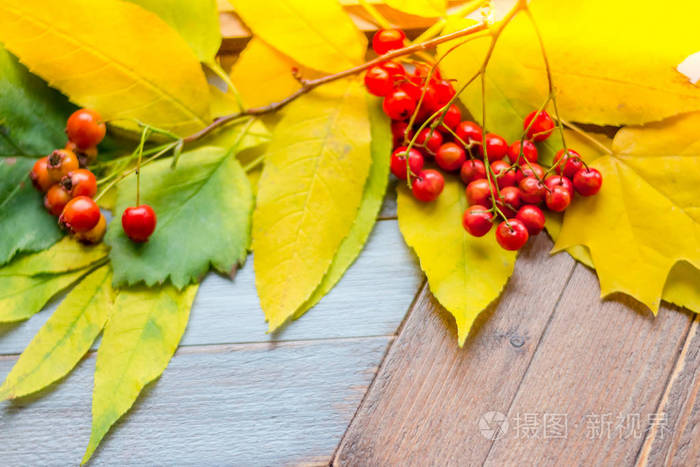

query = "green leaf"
[82,283,198,464]
[0,157,63,266]
[106,147,253,288]
[0,266,113,400]
[0,236,109,276]
[295,96,391,318]
[124,0,221,63]
[0,46,74,155]
[0,268,91,323]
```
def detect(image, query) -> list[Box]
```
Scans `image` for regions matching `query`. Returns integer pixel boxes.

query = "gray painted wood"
[0,219,420,355]
[0,337,391,466]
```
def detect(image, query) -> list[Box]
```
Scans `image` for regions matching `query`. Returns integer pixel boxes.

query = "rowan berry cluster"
[364,28,603,251]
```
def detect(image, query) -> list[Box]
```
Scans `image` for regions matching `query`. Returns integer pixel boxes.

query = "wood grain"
[0,220,419,355]
[0,337,391,466]
[334,234,577,465]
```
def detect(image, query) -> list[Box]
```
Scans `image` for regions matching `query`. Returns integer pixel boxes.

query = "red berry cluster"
[30,109,106,244]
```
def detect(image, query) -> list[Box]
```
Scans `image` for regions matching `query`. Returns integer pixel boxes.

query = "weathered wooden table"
[1,186,697,465]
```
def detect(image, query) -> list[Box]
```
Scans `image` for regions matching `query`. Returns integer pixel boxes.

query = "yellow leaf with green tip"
[397,177,516,346]
[82,283,198,464]
[0,236,108,276]
[0,266,114,400]
[253,79,372,331]
[0,0,210,136]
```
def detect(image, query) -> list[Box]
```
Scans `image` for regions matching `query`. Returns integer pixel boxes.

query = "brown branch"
[182,21,490,144]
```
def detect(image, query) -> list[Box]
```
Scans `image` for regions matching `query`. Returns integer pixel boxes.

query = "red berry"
[516,162,545,183]
[553,149,584,178]
[518,176,546,204]
[410,63,441,85]
[455,121,483,146]
[383,89,416,120]
[47,149,80,183]
[441,104,461,130]
[496,186,521,217]
[508,139,538,165]
[460,159,486,185]
[59,196,100,233]
[516,205,545,235]
[435,142,466,171]
[30,156,53,192]
[433,79,455,107]
[462,205,493,237]
[75,213,106,244]
[495,219,529,250]
[573,168,603,196]
[415,128,443,154]
[122,204,157,243]
[390,146,424,180]
[411,169,444,202]
[398,81,421,101]
[44,184,71,216]
[491,160,516,189]
[66,109,106,149]
[380,61,406,81]
[545,185,572,212]
[372,28,406,55]
[544,174,573,195]
[391,121,413,147]
[465,179,495,207]
[523,110,554,142]
[61,169,97,198]
[364,66,394,96]
[483,133,508,162]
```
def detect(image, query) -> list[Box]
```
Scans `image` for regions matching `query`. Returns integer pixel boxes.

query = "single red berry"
[496,186,521,217]
[364,66,394,96]
[372,28,406,55]
[460,159,486,185]
[122,204,157,243]
[409,63,441,85]
[545,185,572,212]
[483,133,508,162]
[495,219,529,250]
[518,176,546,204]
[465,179,495,207]
[61,169,97,198]
[379,61,406,81]
[441,104,461,130]
[573,167,603,196]
[75,213,106,244]
[391,121,413,147]
[30,156,53,192]
[59,196,100,233]
[66,109,106,149]
[508,139,538,165]
[516,162,545,183]
[553,149,584,178]
[516,205,546,235]
[491,160,516,189]
[435,142,466,172]
[455,121,483,146]
[523,110,554,142]
[390,146,424,180]
[44,184,71,216]
[462,205,493,237]
[47,149,80,183]
[415,128,443,154]
[544,174,573,195]
[433,79,455,107]
[412,169,444,202]
[383,89,416,120]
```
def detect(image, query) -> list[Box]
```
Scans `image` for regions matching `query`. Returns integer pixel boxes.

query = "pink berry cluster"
[363,28,603,251]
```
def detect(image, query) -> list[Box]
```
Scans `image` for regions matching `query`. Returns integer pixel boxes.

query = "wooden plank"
[0,220,420,355]
[638,314,700,466]
[482,266,694,466]
[334,234,577,465]
[0,337,391,465]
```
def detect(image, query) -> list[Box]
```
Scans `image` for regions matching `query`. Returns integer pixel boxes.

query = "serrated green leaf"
[0,46,74,156]
[0,236,109,276]
[295,96,391,318]
[82,283,198,464]
[397,177,517,346]
[253,79,372,331]
[0,157,62,266]
[106,147,253,288]
[0,268,91,323]
[0,266,113,400]
[124,0,221,63]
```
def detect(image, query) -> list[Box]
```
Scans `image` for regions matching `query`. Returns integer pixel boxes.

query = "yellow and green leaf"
[0,236,109,276]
